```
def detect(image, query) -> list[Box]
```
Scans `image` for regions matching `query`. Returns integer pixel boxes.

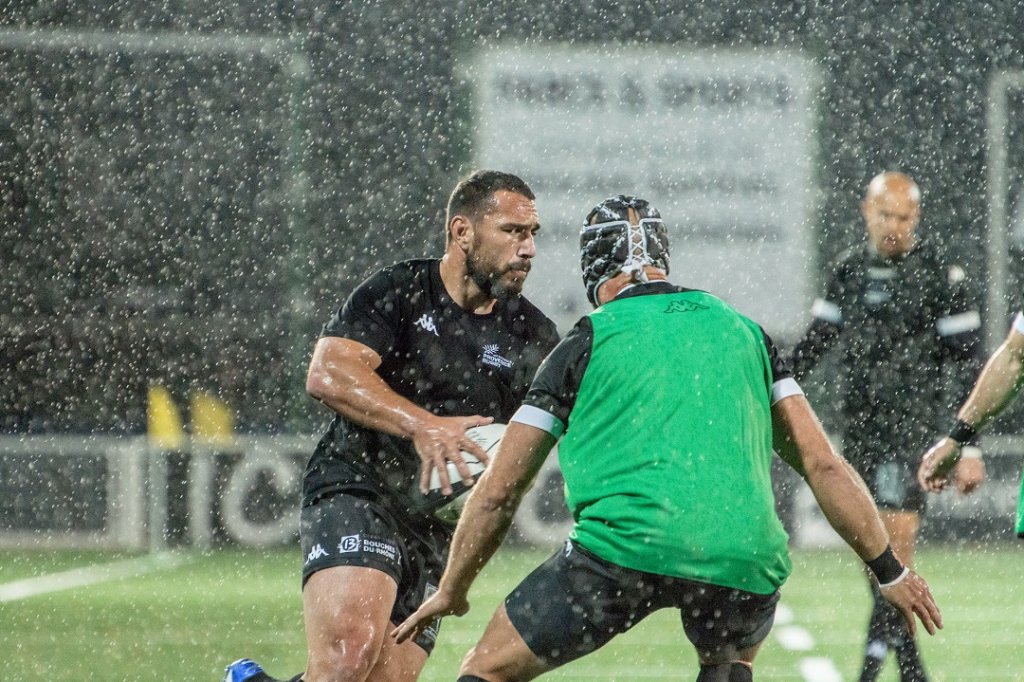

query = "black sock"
[456,676,491,682]
[868,581,928,682]
[696,663,752,682]
[859,583,891,682]
[894,638,928,682]
[728,663,753,682]
[859,655,885,682]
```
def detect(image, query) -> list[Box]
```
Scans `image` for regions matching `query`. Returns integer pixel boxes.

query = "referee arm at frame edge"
[919,320,1024,492]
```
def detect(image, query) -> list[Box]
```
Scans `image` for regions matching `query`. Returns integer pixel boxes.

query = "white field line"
[774,602,844,682]
[0,552,190,602]
[775,625,815,651]
[799,657,843,682]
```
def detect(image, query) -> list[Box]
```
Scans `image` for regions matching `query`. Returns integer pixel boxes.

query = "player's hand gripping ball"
[427,423,505,523]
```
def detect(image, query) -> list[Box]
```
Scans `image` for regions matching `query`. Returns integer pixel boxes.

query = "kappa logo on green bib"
[664,300,710,314]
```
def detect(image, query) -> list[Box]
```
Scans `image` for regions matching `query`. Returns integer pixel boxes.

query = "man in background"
[393,195,942,682]
[789,172,982,681]
[224,170,558,682]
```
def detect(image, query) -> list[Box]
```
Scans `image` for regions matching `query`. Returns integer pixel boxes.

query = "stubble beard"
[466,252,526,301]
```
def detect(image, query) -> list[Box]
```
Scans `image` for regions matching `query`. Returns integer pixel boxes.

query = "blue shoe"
[223,658,266,682]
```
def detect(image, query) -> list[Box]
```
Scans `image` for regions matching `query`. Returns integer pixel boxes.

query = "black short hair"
[445,170,534,243]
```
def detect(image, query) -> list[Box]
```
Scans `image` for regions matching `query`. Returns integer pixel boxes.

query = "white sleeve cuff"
[936,310,981,337]
[511,405,566,438]
[1013,312,1024,337]
[811,298,842,324]
[771,378,804,405]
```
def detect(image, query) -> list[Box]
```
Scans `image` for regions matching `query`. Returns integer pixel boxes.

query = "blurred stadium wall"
[2,1,1024,546]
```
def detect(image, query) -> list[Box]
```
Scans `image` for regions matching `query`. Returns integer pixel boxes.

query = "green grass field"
[2,545,1022,681]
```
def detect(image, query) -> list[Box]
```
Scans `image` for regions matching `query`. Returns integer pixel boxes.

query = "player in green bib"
[562,285,790,595]
[394,196,943,682]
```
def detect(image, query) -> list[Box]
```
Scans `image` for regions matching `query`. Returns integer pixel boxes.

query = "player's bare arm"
[772,395,887,558]
[306,336,492,494]
[772,394,942,636]
[919,327,1024,492]
[392,422,557,644]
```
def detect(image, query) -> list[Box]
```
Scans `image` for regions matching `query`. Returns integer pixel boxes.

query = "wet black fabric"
[791,239,982,469]
[303,258,558,525]
[504,540,778,668]
[299,492,447,653]
[697,663,754,682]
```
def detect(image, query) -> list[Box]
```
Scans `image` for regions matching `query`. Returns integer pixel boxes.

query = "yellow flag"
[190,390,235,447]
[147,384,185,449]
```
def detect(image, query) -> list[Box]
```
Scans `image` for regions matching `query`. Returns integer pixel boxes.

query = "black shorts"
[847,456,927,514]
[504,540,780,668]
[300,492,449,653]
[843,425,927,514]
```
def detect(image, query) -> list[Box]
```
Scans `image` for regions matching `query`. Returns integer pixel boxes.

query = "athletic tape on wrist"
[959,445,983,460]
[878,566,911,588]
[949,419,979,446]
[866,545,905,585]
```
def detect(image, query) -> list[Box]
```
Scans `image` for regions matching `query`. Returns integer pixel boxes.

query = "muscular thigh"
[503,540,665,668]
[303,566,428,682]
[300,492,447,653]
[504,540,780,670]
[676,580,779,662]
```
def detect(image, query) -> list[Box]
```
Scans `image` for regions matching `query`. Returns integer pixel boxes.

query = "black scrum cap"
[579,195,669,307]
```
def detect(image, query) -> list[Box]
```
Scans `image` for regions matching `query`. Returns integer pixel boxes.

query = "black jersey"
[790,239,982,439]
[303,258,559,519]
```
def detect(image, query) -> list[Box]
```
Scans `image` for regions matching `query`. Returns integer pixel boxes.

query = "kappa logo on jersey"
[338,534,360,553]
[481,344,513,369]
[665,300,709,314]
[415,314,440,336]
[305,543,329,564]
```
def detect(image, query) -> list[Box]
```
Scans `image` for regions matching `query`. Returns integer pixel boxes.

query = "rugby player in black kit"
[224,170,558,682]
[789,172,982,682]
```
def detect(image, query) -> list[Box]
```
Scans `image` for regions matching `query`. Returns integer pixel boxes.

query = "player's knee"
[459,646,489,678]
[696,661,753,682]
[306,624,383,682]
[459,645,512,682]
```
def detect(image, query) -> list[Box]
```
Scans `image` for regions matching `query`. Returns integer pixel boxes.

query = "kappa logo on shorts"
[305,543,329,564]
[415,314,440,336]
[338,534,360,553]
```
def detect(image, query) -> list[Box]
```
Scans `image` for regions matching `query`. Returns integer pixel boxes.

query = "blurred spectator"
[788,172,982,682]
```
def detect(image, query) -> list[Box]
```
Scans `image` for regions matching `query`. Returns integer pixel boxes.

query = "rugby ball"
[427,423,505,523]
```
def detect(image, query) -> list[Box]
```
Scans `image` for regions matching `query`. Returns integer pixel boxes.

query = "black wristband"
[866,545,905,585]
[949,419,979,446]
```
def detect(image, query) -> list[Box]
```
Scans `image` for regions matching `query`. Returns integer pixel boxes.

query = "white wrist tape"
[959,445,983,460]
